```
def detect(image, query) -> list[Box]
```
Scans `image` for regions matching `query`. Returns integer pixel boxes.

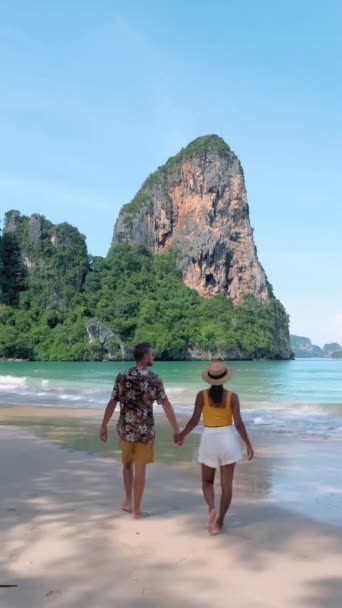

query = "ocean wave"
[170,403,342,439]
[0,375,27,390]
[243,406,342,439]
[58,394,82,401]
[0,375,103,407]
[1,373,342,438]
[165,386,186,395]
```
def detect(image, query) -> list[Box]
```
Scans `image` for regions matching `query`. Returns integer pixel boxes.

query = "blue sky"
[0,1,341,344]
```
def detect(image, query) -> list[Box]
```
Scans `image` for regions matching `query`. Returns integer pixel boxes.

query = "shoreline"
[1,399,342,441]
[1,425,341,608]
[0,354,295,362]
[1,405,342,527]
[0,405,198,468]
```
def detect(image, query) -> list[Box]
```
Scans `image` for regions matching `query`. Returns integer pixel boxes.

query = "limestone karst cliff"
[113,135,271,305]
[0,137,292,360]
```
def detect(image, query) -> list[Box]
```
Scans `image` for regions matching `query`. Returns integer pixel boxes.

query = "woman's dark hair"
[133,342,152,362]
[209,385,224,405]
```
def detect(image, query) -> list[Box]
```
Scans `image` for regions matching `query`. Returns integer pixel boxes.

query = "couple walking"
[100,343,254,535]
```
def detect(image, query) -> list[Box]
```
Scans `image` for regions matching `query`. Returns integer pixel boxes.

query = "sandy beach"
[1,408,342,608]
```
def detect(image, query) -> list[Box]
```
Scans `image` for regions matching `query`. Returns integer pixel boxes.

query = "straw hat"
[201,361,234,385]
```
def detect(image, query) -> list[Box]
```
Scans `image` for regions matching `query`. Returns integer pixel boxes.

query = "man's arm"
[155,376,180,436]
[100,374,121,442]
[160,397,180,435]
[177,392,203,441]
[99,399,117,442]
[231,392,254,460]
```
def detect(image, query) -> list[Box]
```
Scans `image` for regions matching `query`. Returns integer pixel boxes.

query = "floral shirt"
[111,367,167,443]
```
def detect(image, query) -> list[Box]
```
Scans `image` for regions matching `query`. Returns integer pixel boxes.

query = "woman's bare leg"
[202,465,219,534]
[217,463,236,529]
[201,464,216,512]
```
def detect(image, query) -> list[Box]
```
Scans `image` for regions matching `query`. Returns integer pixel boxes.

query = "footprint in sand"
[45,589,62,601]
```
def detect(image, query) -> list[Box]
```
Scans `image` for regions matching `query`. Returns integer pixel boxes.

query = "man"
[99,342,180,519]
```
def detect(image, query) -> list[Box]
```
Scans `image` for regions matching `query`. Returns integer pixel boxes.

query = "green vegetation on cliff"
[3,211,88,312]
[0,213,290,361]
[0,232,26,306]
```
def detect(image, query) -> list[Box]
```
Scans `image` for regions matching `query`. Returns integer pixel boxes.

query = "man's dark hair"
[133,342,152,362]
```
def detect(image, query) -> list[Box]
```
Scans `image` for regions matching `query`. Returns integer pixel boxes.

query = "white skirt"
[198,426,243,468]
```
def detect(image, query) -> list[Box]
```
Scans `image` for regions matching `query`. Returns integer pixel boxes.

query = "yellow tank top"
[202,390,233,427]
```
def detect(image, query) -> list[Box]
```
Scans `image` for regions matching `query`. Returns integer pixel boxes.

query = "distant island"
[290,335,342,359]
[0,135,292,361]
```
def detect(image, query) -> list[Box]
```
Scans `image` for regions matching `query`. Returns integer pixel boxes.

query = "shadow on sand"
[1,427,341,608]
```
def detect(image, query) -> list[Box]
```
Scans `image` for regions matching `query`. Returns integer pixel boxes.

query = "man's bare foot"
[122,501,132,513]
[133,511,150,520]
[208,509,219,535]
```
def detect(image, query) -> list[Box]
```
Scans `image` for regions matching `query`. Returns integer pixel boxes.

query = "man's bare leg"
[133,463,147,518]
[122,463,133,512]
[217,463,235,529]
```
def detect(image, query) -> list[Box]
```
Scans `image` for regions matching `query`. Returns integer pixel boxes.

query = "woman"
[176,361,254,535]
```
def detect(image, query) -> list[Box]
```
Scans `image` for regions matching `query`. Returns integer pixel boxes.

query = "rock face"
[4,211,89,307]
[4,210,21,234]
[185,344,255,361]
[86,320,131,360]
[290,335,323,358]
[290,336,342,359]
[4,211,87,278]
[323,343,342,357]
[113,135,271,305]
[27,214,42,243]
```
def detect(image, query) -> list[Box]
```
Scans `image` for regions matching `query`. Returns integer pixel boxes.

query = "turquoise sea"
[0,359,341,439]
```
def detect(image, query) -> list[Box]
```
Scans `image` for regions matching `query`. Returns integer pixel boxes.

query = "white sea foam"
[165,386,185,395]
[0,375,27,390]
[58,394,81,401]
[170,402,342,439]
[252,416,267,425]
[1,370,341,439]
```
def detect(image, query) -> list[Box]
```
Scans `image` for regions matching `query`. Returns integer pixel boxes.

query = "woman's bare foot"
[208,509,219,535]
[133,511,150,520]
[122,501,132,513]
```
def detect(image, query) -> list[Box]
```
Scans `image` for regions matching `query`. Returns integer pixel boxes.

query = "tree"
[0,233,26,306]
[0,211,291,361]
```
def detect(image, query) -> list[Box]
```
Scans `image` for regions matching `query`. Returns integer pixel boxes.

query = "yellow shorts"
[120,439,154,465]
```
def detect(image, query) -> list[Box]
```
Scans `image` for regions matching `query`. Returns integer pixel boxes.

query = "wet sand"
[1,405,342,525]
[0,405,198,466]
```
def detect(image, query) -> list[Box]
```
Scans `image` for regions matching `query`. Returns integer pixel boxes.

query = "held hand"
[173,432,184,446]
[246,445,254,461]
[99,425,108,443]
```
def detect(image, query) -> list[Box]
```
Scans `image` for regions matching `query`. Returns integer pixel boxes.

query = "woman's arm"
[176,392,203,442]
[231,393,254,460]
